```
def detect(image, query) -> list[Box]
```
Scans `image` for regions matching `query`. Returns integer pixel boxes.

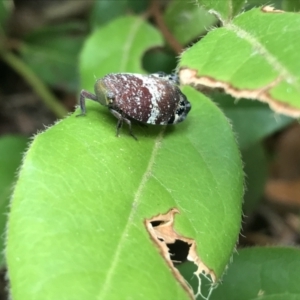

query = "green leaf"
[127,0,150,13]
[0,0,12,28]
[7,86,243,299]
[80,16,164,90]
[282,0,300,12]
[164,1,217,45]
[89,0,128,27]
[242,143,268,213]
[212,93,293,149]
[142,49,177,74]
[0,135,28,266]
[176,261,213,297]
[20,23,85,91]
[196,0,246,23]
[210,247,300,300]
[89,0,150,28]
[212,94,291,212]
[179,7,300,118]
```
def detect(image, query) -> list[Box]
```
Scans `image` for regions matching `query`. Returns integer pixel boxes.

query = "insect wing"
[102,74,180,124]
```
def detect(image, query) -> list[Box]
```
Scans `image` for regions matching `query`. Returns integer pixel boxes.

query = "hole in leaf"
[144,208,217,299]
[167,239,191,264]
[150,220,165,227]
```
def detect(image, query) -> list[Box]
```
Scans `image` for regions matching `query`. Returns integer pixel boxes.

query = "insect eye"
[169,74,179,85]
[106,92,115,104]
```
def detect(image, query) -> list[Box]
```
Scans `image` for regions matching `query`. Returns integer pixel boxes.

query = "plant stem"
[150,0,182,54]
[1,51,68,118]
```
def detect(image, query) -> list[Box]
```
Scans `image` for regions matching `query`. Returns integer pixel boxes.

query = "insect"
[77,72,191,139]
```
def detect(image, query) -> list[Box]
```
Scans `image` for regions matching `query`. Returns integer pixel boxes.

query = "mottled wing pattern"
[102,74,182,124]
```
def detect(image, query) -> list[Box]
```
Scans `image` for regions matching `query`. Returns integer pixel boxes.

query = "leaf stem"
[150,0,183,54]
[1,51,68,118]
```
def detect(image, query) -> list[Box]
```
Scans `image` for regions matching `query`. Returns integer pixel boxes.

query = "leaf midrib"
[226,23,300,92]
[119,17,143,72]
[96,128,166,299]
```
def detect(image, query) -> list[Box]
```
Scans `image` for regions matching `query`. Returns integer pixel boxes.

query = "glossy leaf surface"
[180,7,300,117]
[7,86,243,299]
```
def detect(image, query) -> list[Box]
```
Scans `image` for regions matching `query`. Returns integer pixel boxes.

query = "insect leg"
[122,118,138,141]
[77,90,98,117]
[109,109,137,140]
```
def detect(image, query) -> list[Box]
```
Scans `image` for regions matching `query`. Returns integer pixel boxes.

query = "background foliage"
[1,0,300,299]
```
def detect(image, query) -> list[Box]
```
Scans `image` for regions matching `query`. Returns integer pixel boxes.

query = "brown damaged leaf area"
[261,6,284,13]
[145,208,216,300]
[180,68,300,118]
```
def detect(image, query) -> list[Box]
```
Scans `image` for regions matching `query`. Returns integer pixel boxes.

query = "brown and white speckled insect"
[77,72,191,139]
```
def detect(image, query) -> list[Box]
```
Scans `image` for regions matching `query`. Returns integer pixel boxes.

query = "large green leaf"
[7,85,243,299]
[210,247,300,299]
[179,7,300,117]
[164,1,217,45]
[196,0,246,23]
[0,135,28,267]
[80,15,164,89]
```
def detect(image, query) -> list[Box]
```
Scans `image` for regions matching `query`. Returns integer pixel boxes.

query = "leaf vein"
[97,128,166,299]
[226,23,300,91]
[120,17,143,71]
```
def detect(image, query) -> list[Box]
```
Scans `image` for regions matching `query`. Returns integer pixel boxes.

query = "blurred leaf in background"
[20,23,86,91]
[164,1,217,46]
[1,0,300,299]
[0,135,28,267]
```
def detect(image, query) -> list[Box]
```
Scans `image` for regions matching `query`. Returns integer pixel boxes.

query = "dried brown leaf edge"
[145,208,217,300]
